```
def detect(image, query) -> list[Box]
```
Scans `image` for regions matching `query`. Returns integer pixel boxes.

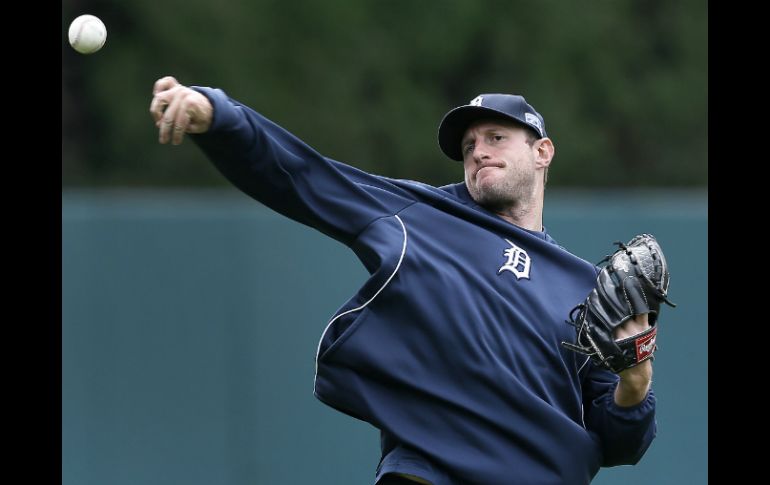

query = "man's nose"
[472,142,491,162]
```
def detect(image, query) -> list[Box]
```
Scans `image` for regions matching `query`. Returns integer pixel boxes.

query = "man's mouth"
[477,164,503,178]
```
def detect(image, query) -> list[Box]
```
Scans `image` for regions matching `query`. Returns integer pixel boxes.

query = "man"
[150,77,656,485]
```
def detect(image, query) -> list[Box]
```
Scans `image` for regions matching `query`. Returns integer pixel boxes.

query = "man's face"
[461,120,540,211]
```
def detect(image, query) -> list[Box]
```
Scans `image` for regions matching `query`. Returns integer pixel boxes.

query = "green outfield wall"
[63,189,707,485]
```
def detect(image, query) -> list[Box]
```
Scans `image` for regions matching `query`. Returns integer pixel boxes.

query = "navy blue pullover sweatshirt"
[189,87,656,485]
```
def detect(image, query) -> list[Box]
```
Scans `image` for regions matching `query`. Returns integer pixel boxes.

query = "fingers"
[613,313,650,340]
[150,77,214,145]
[153,76,179,95]
[170,103,192,146]
[149,92,170,124]
[149,76,179,123]
[169,121,187,146]
[157,86,189,145]
[149,76,182,131]
[151,85,190,145]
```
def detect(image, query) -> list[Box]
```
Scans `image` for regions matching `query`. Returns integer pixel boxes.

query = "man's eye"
[492,135,504,142]
[463,144,474,154]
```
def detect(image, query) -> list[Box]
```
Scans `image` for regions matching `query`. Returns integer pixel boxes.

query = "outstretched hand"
[149,76,213,145]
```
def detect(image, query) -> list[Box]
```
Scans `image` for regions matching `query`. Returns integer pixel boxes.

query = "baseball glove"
[562,234,676,373]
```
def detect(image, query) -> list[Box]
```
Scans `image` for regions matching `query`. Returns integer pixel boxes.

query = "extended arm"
[149,76,414,246]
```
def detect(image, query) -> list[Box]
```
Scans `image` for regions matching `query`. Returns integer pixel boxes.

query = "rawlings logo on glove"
[562,234,676,374]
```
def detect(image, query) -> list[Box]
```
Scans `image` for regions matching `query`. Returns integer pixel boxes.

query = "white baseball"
[68,15,107,54]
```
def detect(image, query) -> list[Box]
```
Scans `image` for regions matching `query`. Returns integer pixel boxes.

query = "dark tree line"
[62,0,707,188]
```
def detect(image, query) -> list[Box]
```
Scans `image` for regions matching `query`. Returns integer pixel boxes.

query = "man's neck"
[494,209,543,232]
[493,189,545,232]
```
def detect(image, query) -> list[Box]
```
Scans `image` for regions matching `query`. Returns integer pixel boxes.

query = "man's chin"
[475,179,506,198]
[474,188,510,210]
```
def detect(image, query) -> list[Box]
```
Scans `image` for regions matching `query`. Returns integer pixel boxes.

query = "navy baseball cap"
[437,94,547,161]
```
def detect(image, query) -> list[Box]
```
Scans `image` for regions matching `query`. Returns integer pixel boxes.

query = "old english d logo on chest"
[498,239,531,280]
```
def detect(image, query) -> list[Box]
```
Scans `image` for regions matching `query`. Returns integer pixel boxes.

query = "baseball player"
[150,77,659,485]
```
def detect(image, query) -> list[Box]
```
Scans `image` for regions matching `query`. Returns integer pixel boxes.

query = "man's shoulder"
[381,179,471,203]
[436,182,471,200]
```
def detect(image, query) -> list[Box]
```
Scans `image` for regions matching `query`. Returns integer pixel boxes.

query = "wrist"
[614,360,653,407]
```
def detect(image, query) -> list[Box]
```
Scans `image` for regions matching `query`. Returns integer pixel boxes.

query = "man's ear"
[535,138,555,169]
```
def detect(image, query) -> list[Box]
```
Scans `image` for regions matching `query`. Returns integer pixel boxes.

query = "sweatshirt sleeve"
[582,364,657,467]
[188,86,415,246]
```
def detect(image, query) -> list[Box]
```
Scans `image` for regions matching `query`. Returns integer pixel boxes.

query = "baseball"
[68,15,107,54]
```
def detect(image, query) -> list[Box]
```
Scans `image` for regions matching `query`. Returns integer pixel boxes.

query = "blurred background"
[62,0,707,484]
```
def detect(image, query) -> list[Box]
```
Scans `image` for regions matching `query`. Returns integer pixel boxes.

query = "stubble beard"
[468,168,537,214]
